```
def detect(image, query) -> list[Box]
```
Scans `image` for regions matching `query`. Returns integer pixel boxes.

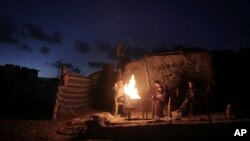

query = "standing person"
[204,85,213,120]
[113,80,125,115]
[178,81,197,117]
[151,80,166,119]
[187,81,195,116]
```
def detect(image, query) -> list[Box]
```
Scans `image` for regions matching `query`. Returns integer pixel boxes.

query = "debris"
[57,118,88,135]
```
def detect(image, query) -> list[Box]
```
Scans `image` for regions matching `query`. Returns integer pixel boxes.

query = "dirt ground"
[1,110,250,141]
[0,109,98,141]
[0,119,73,141]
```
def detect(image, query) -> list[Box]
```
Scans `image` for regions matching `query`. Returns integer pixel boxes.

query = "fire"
[124,74,141,99]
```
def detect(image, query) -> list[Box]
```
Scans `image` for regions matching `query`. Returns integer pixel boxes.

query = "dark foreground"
[1,112,250,141]
[84,112,250,140]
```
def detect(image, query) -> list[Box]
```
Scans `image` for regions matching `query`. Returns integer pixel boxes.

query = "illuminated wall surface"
[123,52,214,98]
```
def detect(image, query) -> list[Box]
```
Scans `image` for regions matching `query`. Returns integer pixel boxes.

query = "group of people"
[113,79,211,120]
[152,80,213,120]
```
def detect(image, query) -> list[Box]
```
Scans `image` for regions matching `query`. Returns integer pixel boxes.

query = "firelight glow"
[124,74,141,99]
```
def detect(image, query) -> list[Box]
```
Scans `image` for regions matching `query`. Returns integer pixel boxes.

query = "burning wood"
[123,74,141,100]
[123,74,142,119]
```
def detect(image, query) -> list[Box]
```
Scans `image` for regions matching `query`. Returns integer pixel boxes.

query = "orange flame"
[124,74,141,99]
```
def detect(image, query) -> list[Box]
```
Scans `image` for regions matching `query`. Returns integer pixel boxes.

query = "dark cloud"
[96,41,112,52]
[74,40,90,54]
[0,18,63,45]
[21,23,63,44]
[21,24,48,40]
[49,32,63,44]
[0,18,19,44]
[95,41,117,60]
[47,60,81,74]
[19,30,28,39]
[16,44,33,52]
[40,46,50,54]
[87,61,106,69]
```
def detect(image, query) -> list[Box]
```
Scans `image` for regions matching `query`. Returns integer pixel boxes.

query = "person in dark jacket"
[178,81,197,117]
[151,80,166,119]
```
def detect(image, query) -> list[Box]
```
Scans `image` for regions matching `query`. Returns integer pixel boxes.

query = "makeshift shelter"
[53,67,94,119]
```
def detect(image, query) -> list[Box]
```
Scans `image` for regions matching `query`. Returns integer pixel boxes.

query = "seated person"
[113,80,125,115]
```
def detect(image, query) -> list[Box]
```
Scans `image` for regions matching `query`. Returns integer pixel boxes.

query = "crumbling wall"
[123,52,214,95]
[144,52,214,89]
[122,52,214,114]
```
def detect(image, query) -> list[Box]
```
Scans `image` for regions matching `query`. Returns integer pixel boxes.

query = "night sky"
[0,0,249,78]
